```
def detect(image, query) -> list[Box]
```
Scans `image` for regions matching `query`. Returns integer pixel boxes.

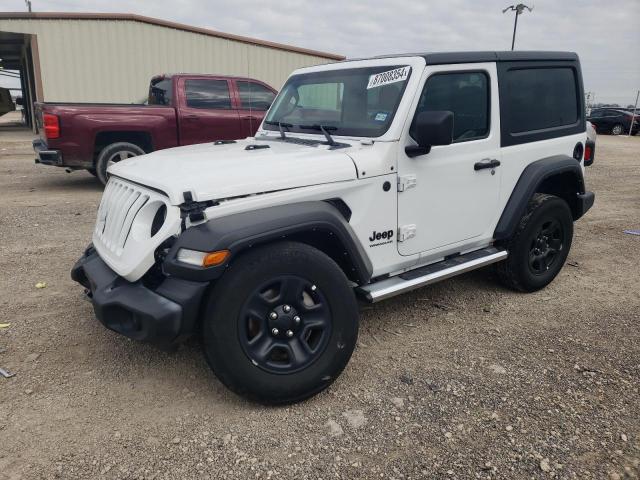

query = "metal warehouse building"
[0,12,343,129]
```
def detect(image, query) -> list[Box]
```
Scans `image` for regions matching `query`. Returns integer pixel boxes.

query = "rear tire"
[95,142,145,185]
[201,241,359,404]
[496,193,573,292]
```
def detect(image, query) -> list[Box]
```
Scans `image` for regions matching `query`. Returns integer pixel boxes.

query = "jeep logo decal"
[369,229,394,247]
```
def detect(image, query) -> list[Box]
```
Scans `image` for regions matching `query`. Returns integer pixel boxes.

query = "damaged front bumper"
[71,246,208,347]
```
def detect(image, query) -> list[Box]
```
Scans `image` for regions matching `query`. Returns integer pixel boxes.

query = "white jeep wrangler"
[72,51,595,404]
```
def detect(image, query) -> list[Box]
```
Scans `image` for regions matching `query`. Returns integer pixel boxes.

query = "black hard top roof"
[353,51,578,64]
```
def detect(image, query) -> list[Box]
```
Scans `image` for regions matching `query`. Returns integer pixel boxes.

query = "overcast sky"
[1,0,639,105]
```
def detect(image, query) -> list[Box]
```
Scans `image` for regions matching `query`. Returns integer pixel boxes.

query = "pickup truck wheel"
[496,193,573,292]
[201,241,359,404]
[95,142,145,185]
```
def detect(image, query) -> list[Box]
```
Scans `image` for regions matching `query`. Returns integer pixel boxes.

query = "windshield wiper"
[264,120,293,140]
[299,124,338,146]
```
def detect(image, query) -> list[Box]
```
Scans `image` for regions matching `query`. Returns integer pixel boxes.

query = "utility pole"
[629,90,639,137]
[503,4,533,50]
[585,91,593,115]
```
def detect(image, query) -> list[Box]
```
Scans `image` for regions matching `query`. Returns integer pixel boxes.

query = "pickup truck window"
[264,66,411,137]
[238,81,276,111]
[185,79,232,110]
[411,71,489,143]
[148,78,173,106]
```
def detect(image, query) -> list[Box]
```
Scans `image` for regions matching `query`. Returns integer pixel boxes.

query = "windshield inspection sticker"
[367,66,411,89]
[374,112,389,122]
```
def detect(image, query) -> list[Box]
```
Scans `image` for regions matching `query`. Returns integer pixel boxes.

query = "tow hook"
[83,288,93,302]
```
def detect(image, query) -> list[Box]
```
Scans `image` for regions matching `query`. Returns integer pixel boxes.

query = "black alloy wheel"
[238,275,332,374]
[528,218,565,275]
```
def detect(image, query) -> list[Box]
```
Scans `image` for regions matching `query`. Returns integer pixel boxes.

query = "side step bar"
[357,247,508,303]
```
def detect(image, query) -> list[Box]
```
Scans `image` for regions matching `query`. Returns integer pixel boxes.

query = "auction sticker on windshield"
[367,66,411,89]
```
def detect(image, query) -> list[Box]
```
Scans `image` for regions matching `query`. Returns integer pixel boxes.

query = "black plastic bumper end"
[576,191,595,219]
[71,249,208,347]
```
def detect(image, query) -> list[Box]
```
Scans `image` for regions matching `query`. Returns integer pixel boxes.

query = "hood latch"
[179,191,218,229]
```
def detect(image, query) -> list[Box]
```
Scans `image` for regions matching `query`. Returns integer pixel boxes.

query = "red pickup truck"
[33,74,277,184]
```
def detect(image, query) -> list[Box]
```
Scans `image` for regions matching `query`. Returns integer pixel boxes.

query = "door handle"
[474,159,501,171]
[184,114,199,120]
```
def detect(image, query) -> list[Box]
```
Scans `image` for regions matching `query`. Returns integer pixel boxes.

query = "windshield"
[264,65,412,137]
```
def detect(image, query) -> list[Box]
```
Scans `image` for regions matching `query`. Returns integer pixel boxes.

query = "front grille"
[92,178,179,282]
[94,178,151,256]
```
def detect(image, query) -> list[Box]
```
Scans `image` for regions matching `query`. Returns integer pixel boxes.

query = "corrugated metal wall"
[0,18,336,102]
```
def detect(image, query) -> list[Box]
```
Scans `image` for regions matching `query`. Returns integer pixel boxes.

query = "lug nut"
[283,305,291,313]
[286,330,294,338]
[269,312,278,320]
[271,328,279,336]
[293,315,301,324]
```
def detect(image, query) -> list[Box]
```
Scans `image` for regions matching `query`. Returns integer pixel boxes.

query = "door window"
[411,71,489,142]
[237,81,276,111]
[185,79,232,109]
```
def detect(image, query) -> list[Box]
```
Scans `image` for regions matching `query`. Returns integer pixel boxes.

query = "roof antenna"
[25,0,32,12]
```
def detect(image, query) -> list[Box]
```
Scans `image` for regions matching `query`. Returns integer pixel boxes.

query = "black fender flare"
[163,201,373,284]
[494,155,592,241]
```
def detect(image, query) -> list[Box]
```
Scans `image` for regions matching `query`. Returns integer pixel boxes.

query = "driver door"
[397,64,501,256]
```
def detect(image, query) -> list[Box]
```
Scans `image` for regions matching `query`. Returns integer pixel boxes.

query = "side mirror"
[405,110,454,157]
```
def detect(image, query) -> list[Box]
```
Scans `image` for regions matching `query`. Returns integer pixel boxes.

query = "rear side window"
[505,68,578,133]
[185,79,232,109]
[149,78,172,106]
[237,81,276,111]
[411,71,489,142]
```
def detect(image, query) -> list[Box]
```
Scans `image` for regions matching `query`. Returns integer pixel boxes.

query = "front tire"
[202,242,359,404]
[95,142,145,185]
[496,193,573,292]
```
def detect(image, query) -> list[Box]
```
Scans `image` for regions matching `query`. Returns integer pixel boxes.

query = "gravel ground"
[0,111,639,480]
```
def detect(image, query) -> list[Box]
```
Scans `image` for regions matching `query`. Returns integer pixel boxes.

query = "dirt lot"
[0,111,638,480]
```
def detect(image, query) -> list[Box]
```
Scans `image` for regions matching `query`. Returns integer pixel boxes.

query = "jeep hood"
[108,138,358,205]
